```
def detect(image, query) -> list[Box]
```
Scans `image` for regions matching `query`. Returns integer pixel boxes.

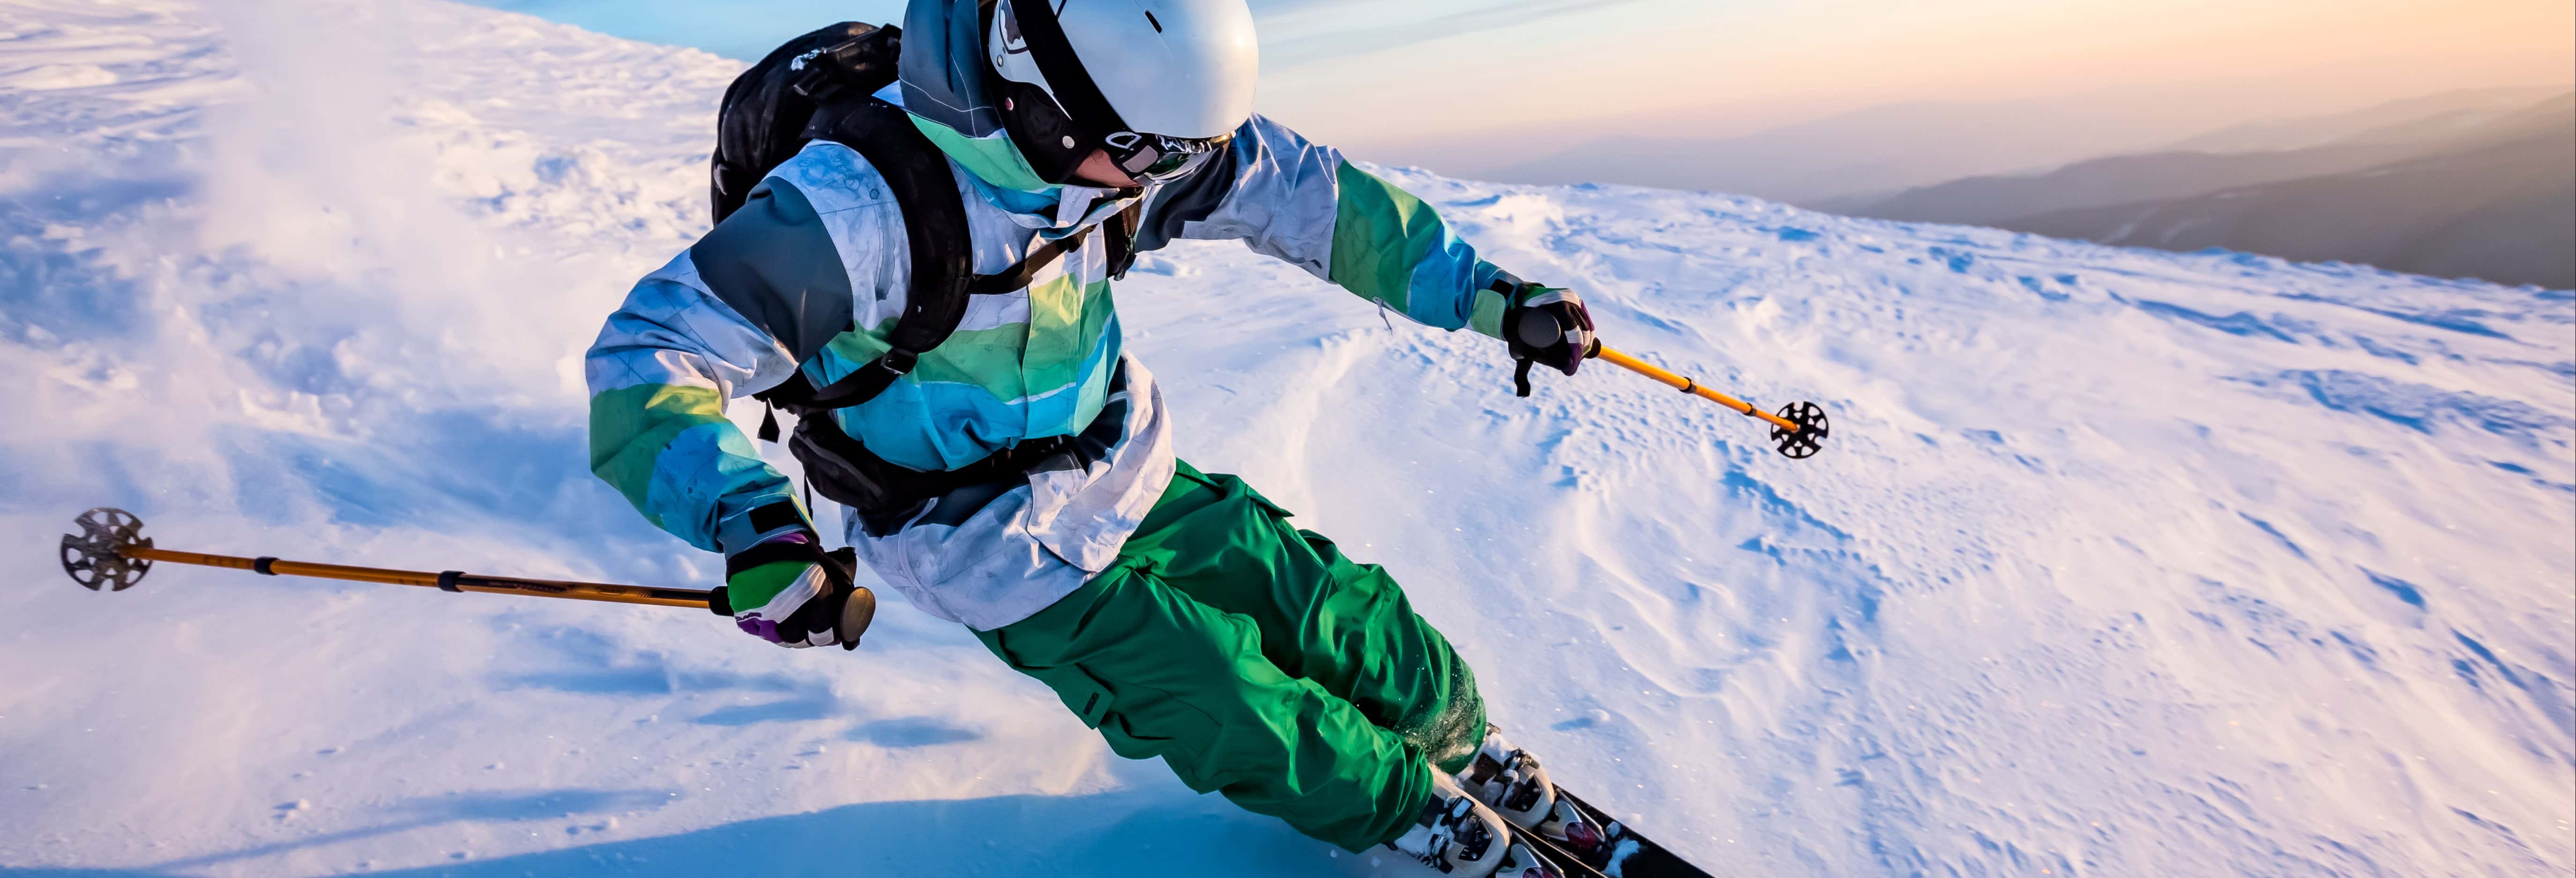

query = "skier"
[585,0,1597,873]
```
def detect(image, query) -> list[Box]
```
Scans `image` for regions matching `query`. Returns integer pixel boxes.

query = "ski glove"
[1497,275,1598,397]
[715,531,873,649]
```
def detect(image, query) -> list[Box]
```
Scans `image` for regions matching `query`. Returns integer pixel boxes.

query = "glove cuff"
[1490,272,1578,308]
[724,530,823,578]
[717,500,811,561]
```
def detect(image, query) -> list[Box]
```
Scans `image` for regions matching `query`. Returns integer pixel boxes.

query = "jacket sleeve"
[1135,114,1515,338]
[585,179,851,555]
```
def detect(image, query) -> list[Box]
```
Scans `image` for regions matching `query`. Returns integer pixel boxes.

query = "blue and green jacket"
[586,74,1519,630]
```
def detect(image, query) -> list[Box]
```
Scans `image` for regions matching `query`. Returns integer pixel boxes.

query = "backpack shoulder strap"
[768,97,975,412]
[757,101,1144,419]
[1104,201,1142,279]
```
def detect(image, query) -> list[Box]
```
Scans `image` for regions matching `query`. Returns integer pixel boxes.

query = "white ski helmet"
[984,0,1257,184]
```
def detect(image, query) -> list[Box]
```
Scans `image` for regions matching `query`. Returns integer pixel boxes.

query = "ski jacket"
[585,102,1519,629]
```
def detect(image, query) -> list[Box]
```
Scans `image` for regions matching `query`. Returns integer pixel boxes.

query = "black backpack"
[710,23,900,226]
[708,22,1139,512]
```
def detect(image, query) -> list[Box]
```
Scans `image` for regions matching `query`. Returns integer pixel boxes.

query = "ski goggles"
[1105,130,1230,184]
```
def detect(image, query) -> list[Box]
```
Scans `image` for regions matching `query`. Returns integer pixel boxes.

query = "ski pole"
[1515,306,1829,458]
[1592,343,1829,458]
[54,508,877,639]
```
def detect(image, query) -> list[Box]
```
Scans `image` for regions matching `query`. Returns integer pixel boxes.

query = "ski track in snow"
[2,1,2571,876]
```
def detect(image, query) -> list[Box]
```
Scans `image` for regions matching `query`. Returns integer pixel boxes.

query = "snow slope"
[2,1,2570,876]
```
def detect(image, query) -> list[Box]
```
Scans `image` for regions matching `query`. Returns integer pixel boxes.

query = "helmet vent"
[1143,11,1163,32]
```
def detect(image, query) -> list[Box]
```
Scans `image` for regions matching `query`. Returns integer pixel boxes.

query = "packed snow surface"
[3,1,2571,876]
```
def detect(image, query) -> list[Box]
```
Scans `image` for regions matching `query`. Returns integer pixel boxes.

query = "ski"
[1513,824,1614,878]
[1542,786,1716,878]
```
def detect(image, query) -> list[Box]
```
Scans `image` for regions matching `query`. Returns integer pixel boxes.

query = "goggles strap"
[1003,0,1129,146]
[1111,132,1228,182]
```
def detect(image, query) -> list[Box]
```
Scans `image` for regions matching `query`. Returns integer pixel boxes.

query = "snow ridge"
[2,1,2569,876]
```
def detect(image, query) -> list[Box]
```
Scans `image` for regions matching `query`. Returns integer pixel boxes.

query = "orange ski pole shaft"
[61,507,881,643]
[1581,342,1830,459]
[1593,345,1804,432]
[61,508,721,612]
[114,545,716,609]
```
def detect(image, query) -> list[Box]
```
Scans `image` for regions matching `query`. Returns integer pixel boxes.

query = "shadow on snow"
[0,790,1373,878]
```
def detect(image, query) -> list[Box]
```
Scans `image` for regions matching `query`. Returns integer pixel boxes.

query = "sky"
[463,0,2575,174]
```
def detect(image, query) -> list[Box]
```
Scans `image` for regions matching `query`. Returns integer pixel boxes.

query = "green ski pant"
[972,460,1488,851]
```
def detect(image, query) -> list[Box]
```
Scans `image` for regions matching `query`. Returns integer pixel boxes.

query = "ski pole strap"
[1501,275,1540,398]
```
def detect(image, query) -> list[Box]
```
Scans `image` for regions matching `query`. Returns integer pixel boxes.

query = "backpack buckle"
[789,48,849,101]
[873,348,919,376]
[789,31,879,101]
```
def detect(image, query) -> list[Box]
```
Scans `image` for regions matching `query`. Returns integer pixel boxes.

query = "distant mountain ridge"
[1476,79,2461,206]
[1827,140,2435,225]
[1829,90,2573,225]
[2156,87,2563,153]
[2002,95,2575,288]
[1839,91,2576,288]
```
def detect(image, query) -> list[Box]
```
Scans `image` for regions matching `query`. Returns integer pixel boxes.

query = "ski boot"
[1458,726,1609,862]
[1387,769,1561,876]
[1492,843,1565,878]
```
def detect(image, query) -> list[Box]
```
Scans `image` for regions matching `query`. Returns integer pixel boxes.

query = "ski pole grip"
[1515,308,1562,349]
[838,585,879,649]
